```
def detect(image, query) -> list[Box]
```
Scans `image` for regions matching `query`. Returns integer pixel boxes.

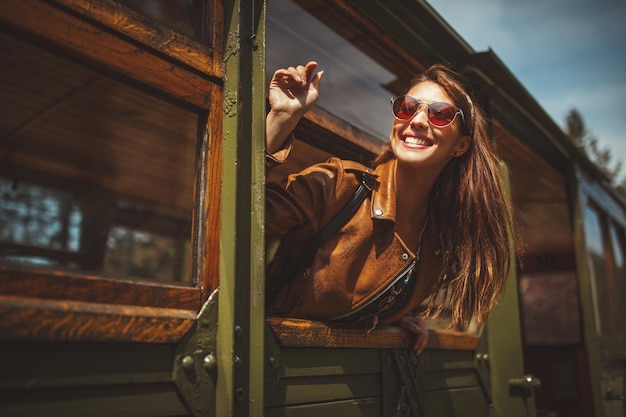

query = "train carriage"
[0,1,624,416]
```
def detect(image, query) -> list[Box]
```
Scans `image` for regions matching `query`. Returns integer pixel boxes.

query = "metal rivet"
[402,252,409,260]
[181,355,195,370]
[234,325,243,338]
[268,356,279,370]
[234,356,242,369]
[235,388,245,403]
[374,208,383,216]
[203,354,217,372]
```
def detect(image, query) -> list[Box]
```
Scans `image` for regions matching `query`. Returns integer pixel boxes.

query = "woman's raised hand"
[269,61,323,116]
[266,61,324,154]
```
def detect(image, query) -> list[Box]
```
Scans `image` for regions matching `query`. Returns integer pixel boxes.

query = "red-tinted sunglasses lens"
[391,96,458,127]
[392,96,419,120]
[427,102,458,127]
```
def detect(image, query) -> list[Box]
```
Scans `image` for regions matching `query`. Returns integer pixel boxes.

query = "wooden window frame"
[0,0,223,343]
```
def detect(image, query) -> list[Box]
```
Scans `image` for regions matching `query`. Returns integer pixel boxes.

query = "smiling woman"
[263,61,515,354]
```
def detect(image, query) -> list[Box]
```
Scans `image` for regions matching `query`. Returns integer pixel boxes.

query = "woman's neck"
[394,162,436,225]
[393,162,436,249]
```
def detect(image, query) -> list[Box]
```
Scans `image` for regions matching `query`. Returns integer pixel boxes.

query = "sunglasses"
[391,95,465,129]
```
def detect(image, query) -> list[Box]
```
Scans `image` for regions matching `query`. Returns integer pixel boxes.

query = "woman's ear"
[453,135,470,157]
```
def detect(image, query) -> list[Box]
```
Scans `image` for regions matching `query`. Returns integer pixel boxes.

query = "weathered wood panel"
[267,317,479,351]
[0,267,201,310]
[50,0,222,79]
[0,0,215,109]
[0,295,195,343]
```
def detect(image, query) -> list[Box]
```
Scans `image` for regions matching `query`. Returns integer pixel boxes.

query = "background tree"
[565,108,625,196]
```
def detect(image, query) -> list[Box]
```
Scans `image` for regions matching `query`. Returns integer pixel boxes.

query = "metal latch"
[605,389,625,402]
[509,374,541,397]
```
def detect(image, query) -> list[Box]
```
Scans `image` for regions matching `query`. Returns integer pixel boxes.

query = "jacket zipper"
[330,259,417,322]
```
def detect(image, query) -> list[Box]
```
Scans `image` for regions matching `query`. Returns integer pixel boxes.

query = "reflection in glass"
[609,223,625,337]
[519,271,581,345]
[267,0,398,141]
[0,179,81,255]
[0,32,196,284]
[583,205,610,336]
[116,0,205,42]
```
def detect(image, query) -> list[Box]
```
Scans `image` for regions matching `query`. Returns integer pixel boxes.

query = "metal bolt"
[234,355,242,369]
[234,325,243,338]
[181,355,195,370]
[203,354,217,372]
[268,356,279,370]
[235,388,245,403]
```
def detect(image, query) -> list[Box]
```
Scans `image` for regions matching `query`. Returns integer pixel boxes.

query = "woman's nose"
[410,107,429,128]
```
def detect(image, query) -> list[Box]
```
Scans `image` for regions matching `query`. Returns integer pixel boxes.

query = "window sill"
[266,317,479,351]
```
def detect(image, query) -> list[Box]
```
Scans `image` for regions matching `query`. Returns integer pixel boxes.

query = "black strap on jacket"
[266,172,376,307]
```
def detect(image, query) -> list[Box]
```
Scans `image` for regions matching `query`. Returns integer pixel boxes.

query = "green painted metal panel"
[485,163,532,417]
[422,387,490,417]
[270,374,381,407]
[268,348,382,408]
[218,0,267,416]
[418,369,483,392]
[266,397,381,417]
[279,348,381,377]
[0,341,187,417]
[0,385,188,417]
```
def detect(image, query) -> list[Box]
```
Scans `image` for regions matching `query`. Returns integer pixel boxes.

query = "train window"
[267,0,407,143]
[265,0,483,347]
[116,0,206,43]
[519,271,581,345]
[608,222,625,337]
[0,31,197,285]
[583,203,618,337]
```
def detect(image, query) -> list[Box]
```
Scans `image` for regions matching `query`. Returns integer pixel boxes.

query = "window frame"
[0,0,224,343]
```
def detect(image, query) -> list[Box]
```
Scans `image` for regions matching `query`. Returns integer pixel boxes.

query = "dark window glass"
[117,0,206,43]
[583,205,612,337]
[519,271,581,345]
[0,32,197,284]
[608,222,625,337]
[267,0,400,142]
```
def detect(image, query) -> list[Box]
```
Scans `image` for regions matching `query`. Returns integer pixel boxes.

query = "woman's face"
[390,81,469,174]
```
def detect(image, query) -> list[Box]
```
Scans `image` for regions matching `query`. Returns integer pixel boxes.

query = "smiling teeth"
[404,136,430,146]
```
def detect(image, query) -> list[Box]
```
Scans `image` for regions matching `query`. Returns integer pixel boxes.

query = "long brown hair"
[372,64,514,329]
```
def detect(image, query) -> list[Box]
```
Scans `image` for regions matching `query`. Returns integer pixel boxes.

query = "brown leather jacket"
[266,151,441,327]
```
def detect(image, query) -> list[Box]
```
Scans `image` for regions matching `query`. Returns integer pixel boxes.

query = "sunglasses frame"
[391,95,466,129]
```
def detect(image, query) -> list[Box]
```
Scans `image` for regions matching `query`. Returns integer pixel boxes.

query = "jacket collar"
[371,158,397,222]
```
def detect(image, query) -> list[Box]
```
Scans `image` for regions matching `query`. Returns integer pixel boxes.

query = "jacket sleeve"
[265,134,294,171]
[265,158,361,238]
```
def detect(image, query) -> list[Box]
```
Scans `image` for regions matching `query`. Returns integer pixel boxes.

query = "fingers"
[303,61,319,84]
[273,61,319,88]
[309,68,324,92]
[398,316,429,355]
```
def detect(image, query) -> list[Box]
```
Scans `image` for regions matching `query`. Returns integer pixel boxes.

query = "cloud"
[427,0,626,165]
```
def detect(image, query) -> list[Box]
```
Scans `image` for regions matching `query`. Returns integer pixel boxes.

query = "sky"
[427,0,626,179]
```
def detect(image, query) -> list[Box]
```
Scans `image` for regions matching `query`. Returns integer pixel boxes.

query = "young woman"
[264,61,513,354]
